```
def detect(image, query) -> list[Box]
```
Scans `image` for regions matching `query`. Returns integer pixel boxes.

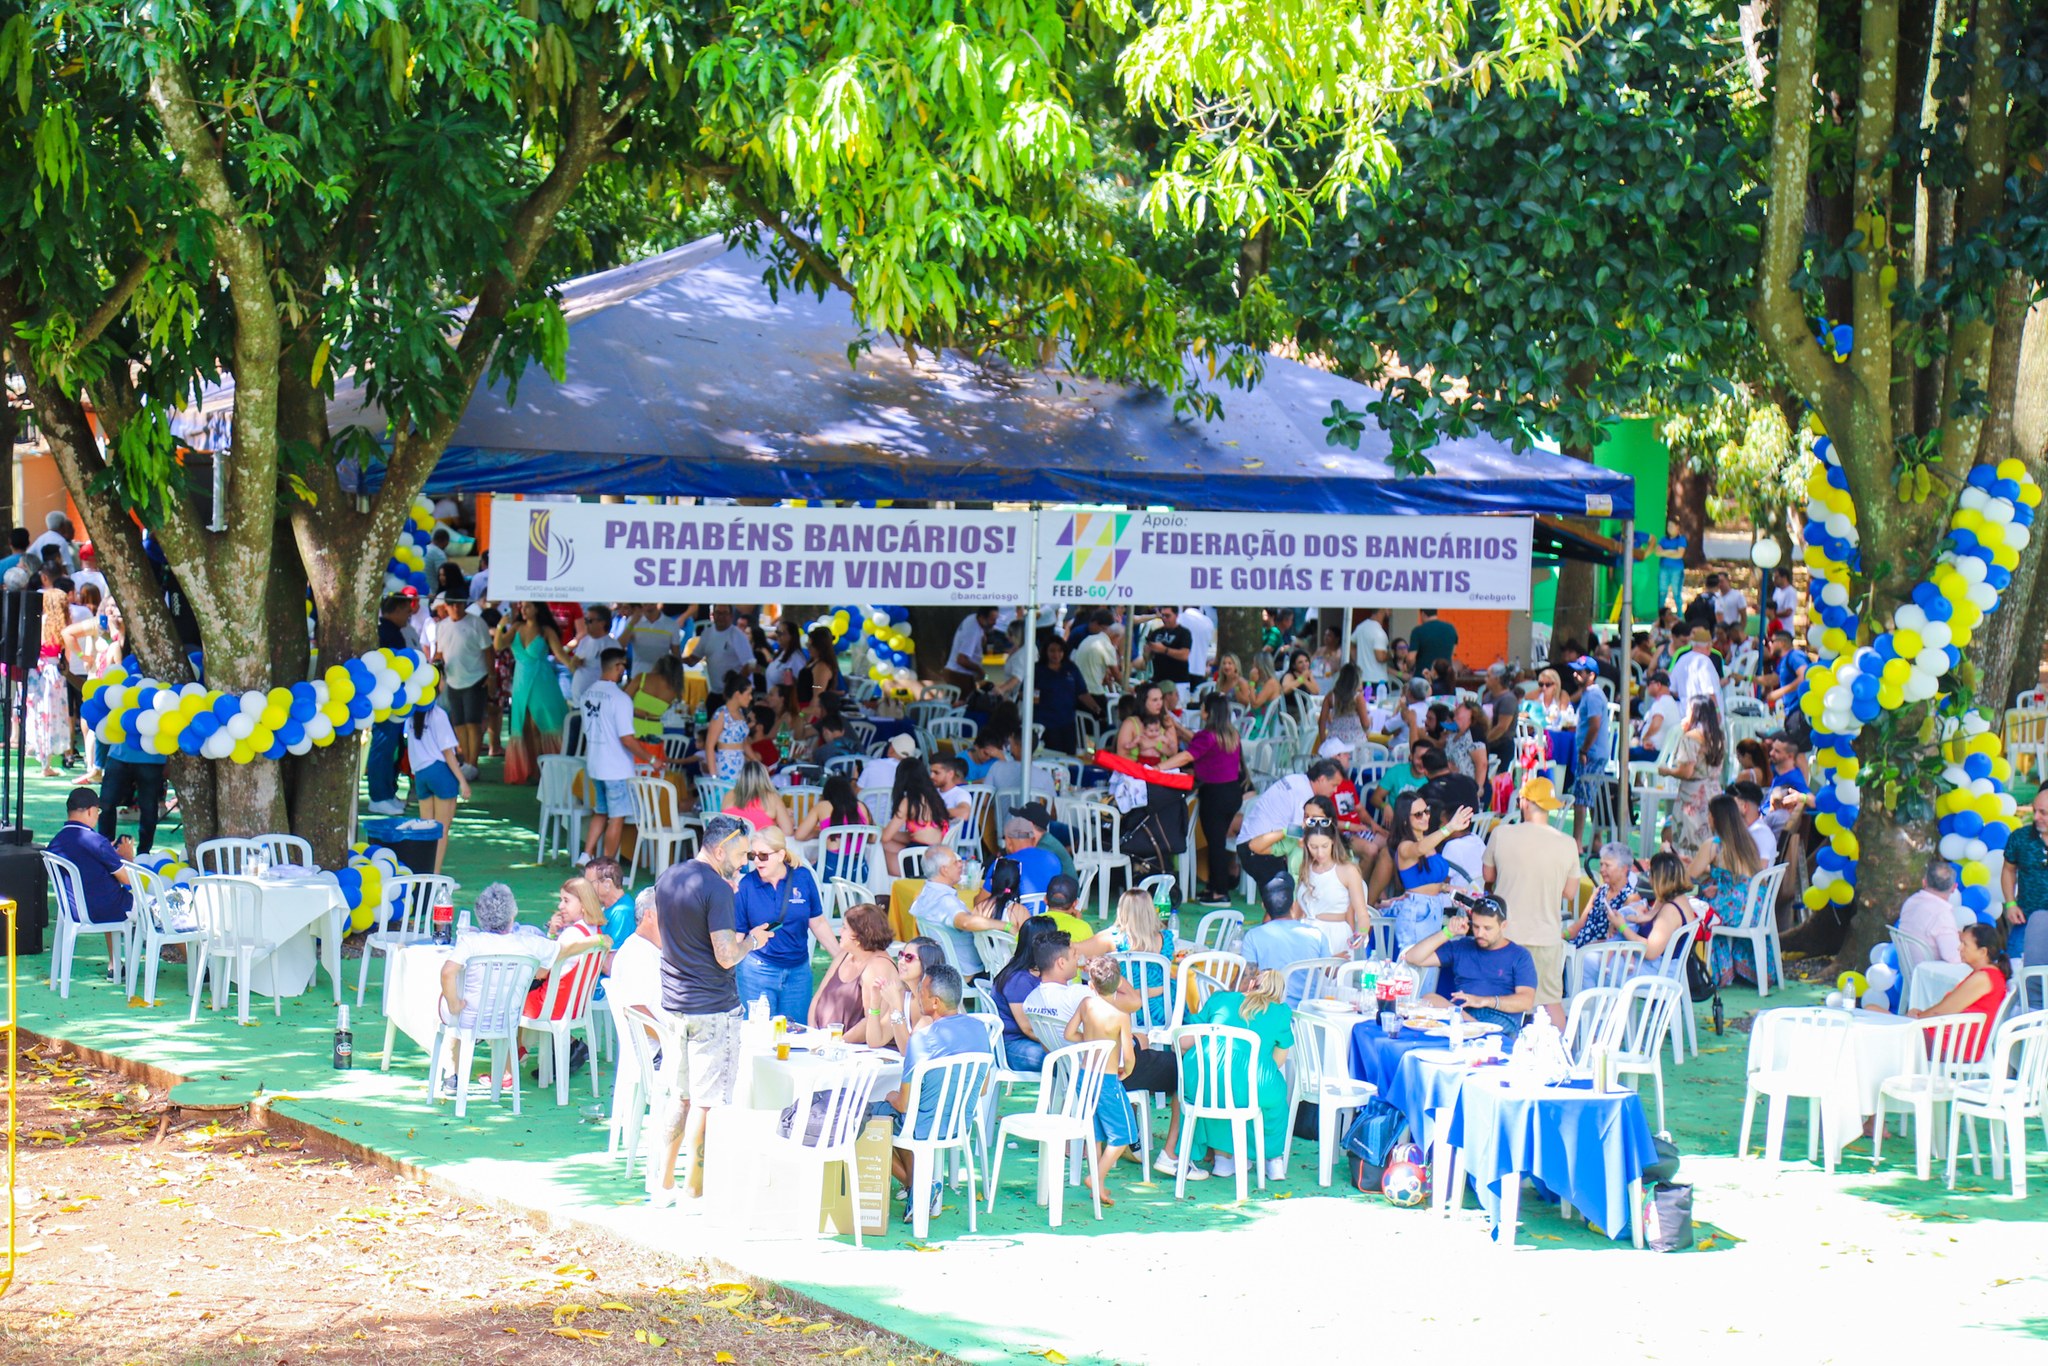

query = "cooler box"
[358,817,443,873]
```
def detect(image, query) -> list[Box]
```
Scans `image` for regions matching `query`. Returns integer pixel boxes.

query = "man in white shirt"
[1768,568,1798,626]
[1235,761,1345,900]
[931,756,974,822]
[944,606,998,692]
[1668,628,1722,704]
[1730,781,1778,865]
[1630,670,1683,761]
[687,603,751,706]
[27,511,78,573]
[1349,607,1391,686]
[567,604,620,703]
[1180,606,1215,680]
[909,847,1006,973]
[579,648,662,865]
[434,597,494,775]
[1074,619,1122,700]
[72,544,109,601]
[422,529,450,587]
[604,889,666,1011]
[1715,579,1750,630]
[467,550,491,604]
[860,731,917,793]
[620,603,684,675]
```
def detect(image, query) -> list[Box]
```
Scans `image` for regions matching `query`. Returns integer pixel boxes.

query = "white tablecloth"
[378,930,554,1067]
[1906,961,1972,1014]
[199,873,346,999]
[1748,1008,1924,1164]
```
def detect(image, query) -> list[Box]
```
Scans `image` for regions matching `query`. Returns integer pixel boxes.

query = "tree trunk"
[1669,459,1711,568]
[908,606,960,681]
[1552,560,1597,654]
[1217,608,1262,671]
[0,375,16,534]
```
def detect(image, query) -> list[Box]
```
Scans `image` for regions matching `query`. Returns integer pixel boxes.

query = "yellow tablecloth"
[888,878,926,944]
[683,670,708,715]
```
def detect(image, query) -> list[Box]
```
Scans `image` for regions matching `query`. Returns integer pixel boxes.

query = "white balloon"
[1971,778,1996,797]
[1966,838,1989,863]
[1921,621,1954,650]
[1837,781,1860,806]
[305,715,333,741]
[240,691,266,715]
[1963,712,1992,735]
[1825,514,1853,541]
[2006,523,2031,550]
[1968,582,1999,610]
[1956,555,1988,584]
[136,712,159,735]
[179,682,206,699]
[226,714,255,740]
[1826,686,1852,711]
[414,664,439,691]
[1821,581,1850,607]
[1894,604,1928,633]
[1939,834,1968,860]
[151,691,178,714]
[1960,487,1988,511]
[1905,672,1940,701]
[1812,868,1837,888]
[1997,791,2017,818]
[1916,647,1950,675]
[1865,963,1897,996]
[287,739,313,756]
[202,732,235,760]
[1984,499,2015,525]
[1943,764,1972,788]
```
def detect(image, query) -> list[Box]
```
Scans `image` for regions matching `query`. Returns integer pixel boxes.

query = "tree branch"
[1935,0,2013,475]
[1849,0,1897,437]
[1753,0,1847,425]
[75,243,167,349]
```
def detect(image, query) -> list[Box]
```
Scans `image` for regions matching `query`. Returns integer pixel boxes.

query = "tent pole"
[1019,506,1041,809]
[1617,516,1634,844]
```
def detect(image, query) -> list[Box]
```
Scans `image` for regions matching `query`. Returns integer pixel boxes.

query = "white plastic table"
[1747,1007,1924,1165]
[378,929,554,1068]
[1906,961,1971,1013]
[198,872,346,1000]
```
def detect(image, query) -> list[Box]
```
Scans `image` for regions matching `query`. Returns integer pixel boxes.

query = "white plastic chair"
[818,823,882,890]
[251,833,314,870]
[1602,975,1687,1130]
[1874,1013,1989,1181]
[519,936,612,1106]
[1170,951,1247,1031]
[356,873,455,1006]
[535,755,588,863]
[2014,965,2048,1016]
[1193,909,1244,954]
[1172,1023,1268,1202]
[1738,1008,1854,1170]
[893,1050,995,1240]
[186,877,280,1025]
[605,998,668,1177]
[1710,863,1788,997]
[626,776,694,887]
[193,837,261,876]
[950,783,996,859]
[820,878,867,940]
[770,1055,885,1247]
[896,845,930,880]
[1889,926,1937,1008]
[42,850,130,998]
[1287,1012,1377,1186]
[121,860,202,1006]
[430,952,544,1117]
[986,1039,1113,1228]
[1069,803,1130,915]
[1571,940,1645,997]
[1563,986,1626,1066]
[1636,916,1703,1062]
[1945,1014,2048,1197]
[1282,957,1347,1007]
[1112,951,1174,1032]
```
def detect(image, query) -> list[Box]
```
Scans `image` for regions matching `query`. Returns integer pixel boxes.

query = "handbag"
[1643,1182,1695,1252]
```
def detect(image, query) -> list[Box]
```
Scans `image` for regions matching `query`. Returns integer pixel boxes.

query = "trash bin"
[359,817,443,874]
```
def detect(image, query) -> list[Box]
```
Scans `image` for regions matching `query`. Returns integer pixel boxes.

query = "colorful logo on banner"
[1052,512,1133,587]
[526,508,575,583]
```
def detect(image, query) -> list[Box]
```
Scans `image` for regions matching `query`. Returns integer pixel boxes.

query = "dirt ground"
[0,1041,953,1366]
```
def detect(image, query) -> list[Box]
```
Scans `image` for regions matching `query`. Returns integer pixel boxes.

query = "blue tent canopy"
[340,237,1633,520]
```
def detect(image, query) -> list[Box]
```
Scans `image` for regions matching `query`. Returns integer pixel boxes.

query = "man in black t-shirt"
[648,813,768,1206]
[1145,605,1194,687]
[1416,744,1481,816]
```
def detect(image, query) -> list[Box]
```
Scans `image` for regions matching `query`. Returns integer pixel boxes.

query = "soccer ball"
[1381,1160,1430,1208]
[1385,1142,1424,1170]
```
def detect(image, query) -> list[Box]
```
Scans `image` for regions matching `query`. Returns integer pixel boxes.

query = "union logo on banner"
[1052,512,1134,586]
[526,508,576,583]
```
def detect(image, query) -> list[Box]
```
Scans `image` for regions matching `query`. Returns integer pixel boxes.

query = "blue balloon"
[1993,478,2022,503]
[1945,644,1962,669]
[1952,810,1985,837]
[1851,697,1880,723]
[1832,322,1854,356]
[278,720,305,746]
[213,695,240,722]
[1961,884,1992,913]
[1983,822,2010,851]
[1964,753,1993,781]
[1814,436,1832,461]
[1817,846,1846,873]
[1924,594,1953,622]
[1968,465,1997,489]
[1988,566,2013,590]
[2017,502,2036,528]
[179,727,205,755]
[1837,804,1859,828]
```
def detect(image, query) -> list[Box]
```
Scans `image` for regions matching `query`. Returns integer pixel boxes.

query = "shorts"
[674,1007,741,1106]
[590,776,634,816]
[413,759,460,801]
[1093,1072,1139,1148]
[444,682,486,727]
[1125,1045,1177,1096]
[1525,941,1566,1007]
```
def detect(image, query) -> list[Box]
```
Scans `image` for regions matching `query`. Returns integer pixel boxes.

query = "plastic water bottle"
[333,1005,353,1071]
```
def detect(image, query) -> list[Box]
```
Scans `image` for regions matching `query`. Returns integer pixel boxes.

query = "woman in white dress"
[1295,804,1369,956]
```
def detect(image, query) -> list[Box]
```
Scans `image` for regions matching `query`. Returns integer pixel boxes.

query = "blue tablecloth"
[1347,1020,1451,1098]
[1444,1074,1657,1241]
[1393,1048,1476,1151]
[860,715,921,745]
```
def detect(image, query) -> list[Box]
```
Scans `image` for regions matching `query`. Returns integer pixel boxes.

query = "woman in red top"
[1909,922,2008,1062]
[523,878,608,1022]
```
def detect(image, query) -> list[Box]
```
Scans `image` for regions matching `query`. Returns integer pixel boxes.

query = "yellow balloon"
[1837,970,1867,996]
[1961,862,1990,887]
[391,655,414,680]
[1834,831,1860,861]
[1830,880,1855,906]
[230,740,254,764]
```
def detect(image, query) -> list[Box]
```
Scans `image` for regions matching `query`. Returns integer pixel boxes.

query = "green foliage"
[1272,4,1762,471]
[1656,388,1805,526]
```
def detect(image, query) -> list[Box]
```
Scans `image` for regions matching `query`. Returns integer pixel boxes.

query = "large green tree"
[1273,3,1763,644]
[0,0,1611,851]
[1756,0,2048,964]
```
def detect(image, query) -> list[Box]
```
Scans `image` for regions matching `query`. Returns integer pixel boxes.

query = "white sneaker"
[459,762,480,782]
[1153,1149,1209,1181]
[1211,1153,1237,1178]
[645,1177,678,1209]
[1265,1157,1288,1181]
[573,851,591,868]
[367,799,406,816]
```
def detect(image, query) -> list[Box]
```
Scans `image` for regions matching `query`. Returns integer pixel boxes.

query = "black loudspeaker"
[0,839,50,956]
[2,587,41,673]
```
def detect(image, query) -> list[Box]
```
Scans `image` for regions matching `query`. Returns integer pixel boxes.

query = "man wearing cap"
[1315,737,1385,865]
[648,813,771,1207]
[1480,777,1579,1027]
[1729,780,1778,864]
[1668,626,1722,705]
[986,815,1062,898]
[73,544,108,601]
[1567,654,1611,844]
[1402,894,1537,1041]
[1010,800,1077,881]
[47,788,136,977]
[859,731,918,793]
[1631,670,1681,762]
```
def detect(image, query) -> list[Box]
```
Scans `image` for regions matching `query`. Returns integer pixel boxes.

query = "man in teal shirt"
[1408,609,1459,677]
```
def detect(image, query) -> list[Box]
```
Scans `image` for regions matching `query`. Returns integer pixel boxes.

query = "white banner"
[490,502,1033,605]
[1038,510,1533,610]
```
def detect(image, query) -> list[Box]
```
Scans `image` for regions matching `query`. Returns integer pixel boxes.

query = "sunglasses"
[749,850,777,862]
[896,949,920,961]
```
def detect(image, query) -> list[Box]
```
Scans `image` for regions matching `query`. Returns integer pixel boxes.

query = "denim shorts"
[590,776,634,816]
[413,760,460,801]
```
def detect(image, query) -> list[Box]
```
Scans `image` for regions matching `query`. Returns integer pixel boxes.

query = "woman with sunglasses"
[1382,793,1475,956]
[732,827,838,1020]
[1296,802,1369,956]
